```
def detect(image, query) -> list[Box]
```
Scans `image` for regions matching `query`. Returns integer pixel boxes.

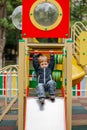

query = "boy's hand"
[49,50,54,54]
[34,50,39,54]
[34,50,42,57]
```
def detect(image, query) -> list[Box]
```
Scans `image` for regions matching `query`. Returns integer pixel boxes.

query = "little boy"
[33,51,56,104]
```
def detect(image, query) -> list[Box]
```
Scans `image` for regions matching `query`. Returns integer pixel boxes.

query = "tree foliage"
[70,0,87,26]
[4,0,22,52]
[0,0,21,28]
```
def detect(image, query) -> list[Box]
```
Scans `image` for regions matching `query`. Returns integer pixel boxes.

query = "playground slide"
[72,56,85,85]
[25,97,66,130]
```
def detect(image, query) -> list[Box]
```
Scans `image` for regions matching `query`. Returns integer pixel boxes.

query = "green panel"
[52,70,62,74]
[30,81,37,88]
[0,75,3,95]
[30,69,62,74]
[29,81,62,89]
[29,69,34,73]
[72,86,76,96]
[52,70,62,82]
[66,38,73,43]
[56,81,62,89]
[54,54,63,64]
[19,39,25,42]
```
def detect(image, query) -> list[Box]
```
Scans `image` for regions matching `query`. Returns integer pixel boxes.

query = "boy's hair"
[38,55,48,64]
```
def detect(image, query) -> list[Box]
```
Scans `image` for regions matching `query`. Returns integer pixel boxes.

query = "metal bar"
[29,50,63,54]
[29,57,50,60]
[27,43,64,49]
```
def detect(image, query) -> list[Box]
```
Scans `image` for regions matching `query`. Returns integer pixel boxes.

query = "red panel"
[22,0,70,38]
[77,83,80,96]
[4,71,7,95]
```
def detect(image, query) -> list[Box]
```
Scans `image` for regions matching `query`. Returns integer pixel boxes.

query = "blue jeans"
[36,80,56,99]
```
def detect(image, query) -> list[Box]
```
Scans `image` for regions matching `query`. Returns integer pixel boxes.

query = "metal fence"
[0,65,18,98]
[0,65,87,98]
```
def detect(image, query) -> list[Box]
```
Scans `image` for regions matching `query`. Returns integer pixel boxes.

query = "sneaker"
[50,95,55,102]
[39,98,45,105]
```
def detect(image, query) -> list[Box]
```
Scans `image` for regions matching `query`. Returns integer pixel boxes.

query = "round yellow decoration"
[30,0,63,31]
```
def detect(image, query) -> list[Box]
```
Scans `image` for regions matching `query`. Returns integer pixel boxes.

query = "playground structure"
[71,22,87,85]
[0,21,87,130]
[0,0,87,129]
[0,41,72,130]
[71,22,87,66]
[18,21,87,130]
[18,38,72,130]
[13,1,71,129]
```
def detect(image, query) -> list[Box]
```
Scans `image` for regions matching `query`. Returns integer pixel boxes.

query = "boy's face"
[40,61,48,68]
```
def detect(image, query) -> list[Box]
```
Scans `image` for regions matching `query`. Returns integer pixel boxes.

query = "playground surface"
[72,97,87,126]
[72,97,87,130]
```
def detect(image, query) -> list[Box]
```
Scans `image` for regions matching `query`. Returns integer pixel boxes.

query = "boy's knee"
[36,83,44,91]
[47,80,56,86]
[37,83,44,88]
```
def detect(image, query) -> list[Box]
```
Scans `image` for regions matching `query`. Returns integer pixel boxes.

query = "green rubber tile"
[0,120,16,126]
[72,106,87,114]
[72,125,87,130]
